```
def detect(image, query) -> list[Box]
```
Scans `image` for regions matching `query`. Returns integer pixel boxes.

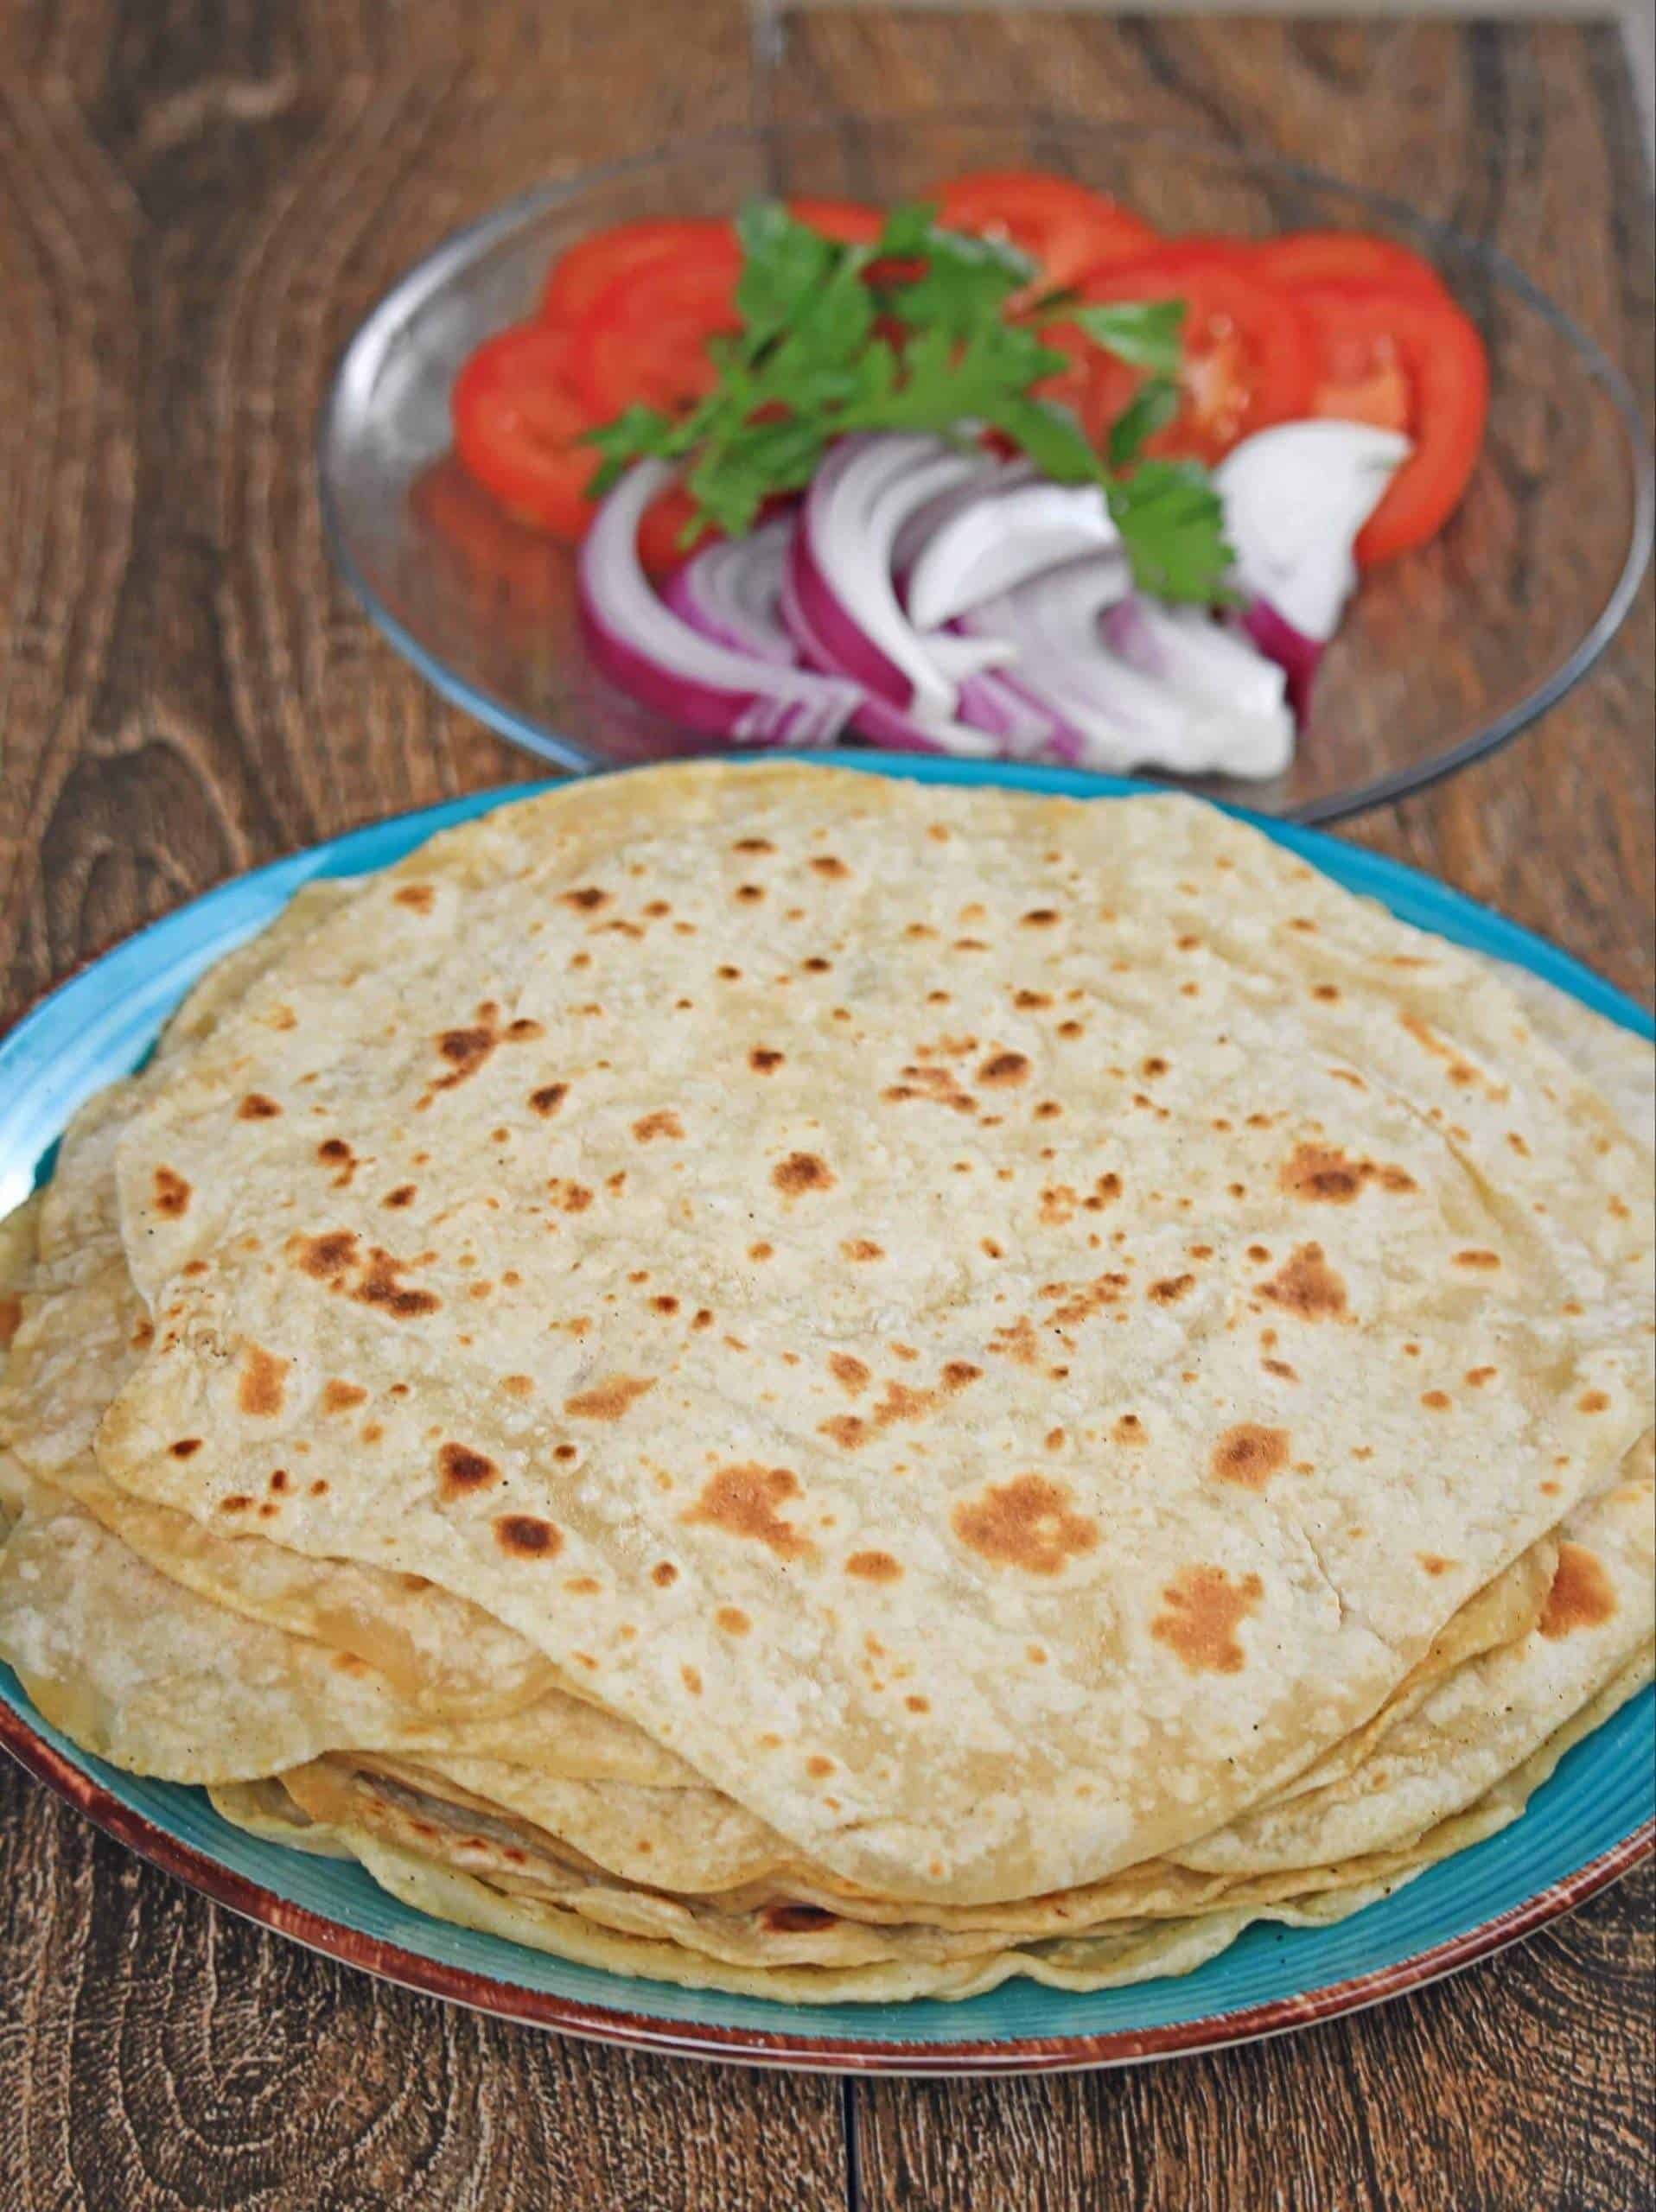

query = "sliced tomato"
[935,169,1158,289]
[635,481,722,579]
[539,219,735,327]
[786,197,884,245]
[570,231,743,416]
[450,323,602,538]
[1249,231,1449,302]
[1073,246,1318,464]
[1297,283,1489,564]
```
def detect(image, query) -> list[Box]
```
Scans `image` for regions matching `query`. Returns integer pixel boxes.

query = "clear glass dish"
[319,116,1652,823]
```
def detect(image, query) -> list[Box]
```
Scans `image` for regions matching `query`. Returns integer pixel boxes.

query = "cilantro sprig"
[587,201,1232,603]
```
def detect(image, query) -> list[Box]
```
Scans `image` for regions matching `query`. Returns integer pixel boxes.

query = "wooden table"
[1,6,1650,2206]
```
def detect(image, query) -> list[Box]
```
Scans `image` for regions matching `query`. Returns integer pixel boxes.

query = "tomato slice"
[634,481,721,579]
[1249,231,1449,302]
[1296,283,1489,565]
[786,197,883,245]
[539,219,736,328]
[935,169,1159,289]
[450,323,602,538]
[570,231,743,416]
[1073,246,1318,464]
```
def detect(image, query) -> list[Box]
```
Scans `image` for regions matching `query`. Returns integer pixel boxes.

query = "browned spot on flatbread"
[941,1361,982,1391]
[153,1166,192,1217]
[1540,1543,1618,1638]
[1400,1011,1507,1097]
[434,1024,495,1090]
[494,1514,561,1558]
[820,1414,868,1449]
[294,1230,359,1282]
[1279,1142,1415,1204]
[564,1375,654,1421]
[633,1109,684,1142]
[990,1316,1041,1368]
[1417,1553,1455,1577]
[322,1380,366,1414]
[685,1464,810,1560]
[383,1185,417,1209]
[237,1345,290,1418]
[437,1441,500,1497]
[1152,1565,1264,1675]
[1150,1273,1195,1305]
[841,1238,883,1262]
[562,886,610,912]
[773,1151,834,1195]
[809,855,848,879]
[0,1294,21,1351]
[529,1083,568,1118]
[716,1605,751,1635]
[978,1051,1030,1088]
[1454,1249,1501,1271]
[952,1473,1099,1576]
[237,1093,281,1121]
[354,1248,440,1319]
[1578,1390,1610,1414]
[828,1354,869,1396]
[396,884,435,912]
[748,1048,785,1073]
[1211,1423,1290,1491]
[169,1438,203,1459]
[1021,908,1059,928]
[1262,1243,1349,1320]
[845,1549,902,1583]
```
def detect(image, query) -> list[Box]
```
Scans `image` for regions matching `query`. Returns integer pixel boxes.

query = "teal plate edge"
[1,752,1651,2075]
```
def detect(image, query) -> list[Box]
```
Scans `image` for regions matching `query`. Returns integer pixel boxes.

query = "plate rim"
[315,111,1655,827]
[1,758,1650,2073]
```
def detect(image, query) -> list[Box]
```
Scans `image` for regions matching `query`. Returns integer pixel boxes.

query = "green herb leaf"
[1070,299,1186,376]
[1105,376,1182,468]
[735,202,840,350]
[1108,460,1234,604]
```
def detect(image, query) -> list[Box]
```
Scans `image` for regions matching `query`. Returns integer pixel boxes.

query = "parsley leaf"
[1106,461,1233,604]
[1105,376,1182,469]
[1069,299,1186,376]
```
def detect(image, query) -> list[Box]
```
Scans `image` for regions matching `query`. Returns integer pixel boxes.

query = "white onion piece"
[791,435,1009,728]
[577,461,861,746]
[960,553,1293,779]
[1103,597,1290,727]
[664,518,799,667]
[892,457,1034,579]
[906,480,1121,630]
[1217,421,1410,643]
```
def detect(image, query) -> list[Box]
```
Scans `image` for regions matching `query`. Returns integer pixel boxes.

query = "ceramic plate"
[319,115,1653,824]
[2,756,1650,2074]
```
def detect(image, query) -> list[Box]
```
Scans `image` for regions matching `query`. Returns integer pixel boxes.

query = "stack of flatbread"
[1,763,1650,2003]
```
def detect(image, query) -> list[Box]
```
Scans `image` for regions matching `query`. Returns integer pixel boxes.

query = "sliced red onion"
[779,565,1000,759]
[959,553,1293,779]
[906,480,1121,631]
[664,518,798,667]
[791,435,1010,729]
[1217,421,1410,643]
[891,457,1035,579]
[1237,598,1324,722]
[577,461,861,745]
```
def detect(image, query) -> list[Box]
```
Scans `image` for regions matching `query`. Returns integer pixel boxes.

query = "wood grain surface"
[0,6,1650,2208]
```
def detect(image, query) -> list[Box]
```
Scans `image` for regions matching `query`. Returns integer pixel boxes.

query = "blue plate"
[2,754,1650,2074]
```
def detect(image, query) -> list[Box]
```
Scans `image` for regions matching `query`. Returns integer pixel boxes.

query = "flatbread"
[92,766,1652,1903]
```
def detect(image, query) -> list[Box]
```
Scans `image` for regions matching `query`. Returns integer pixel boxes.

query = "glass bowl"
[319,116,1652,823]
